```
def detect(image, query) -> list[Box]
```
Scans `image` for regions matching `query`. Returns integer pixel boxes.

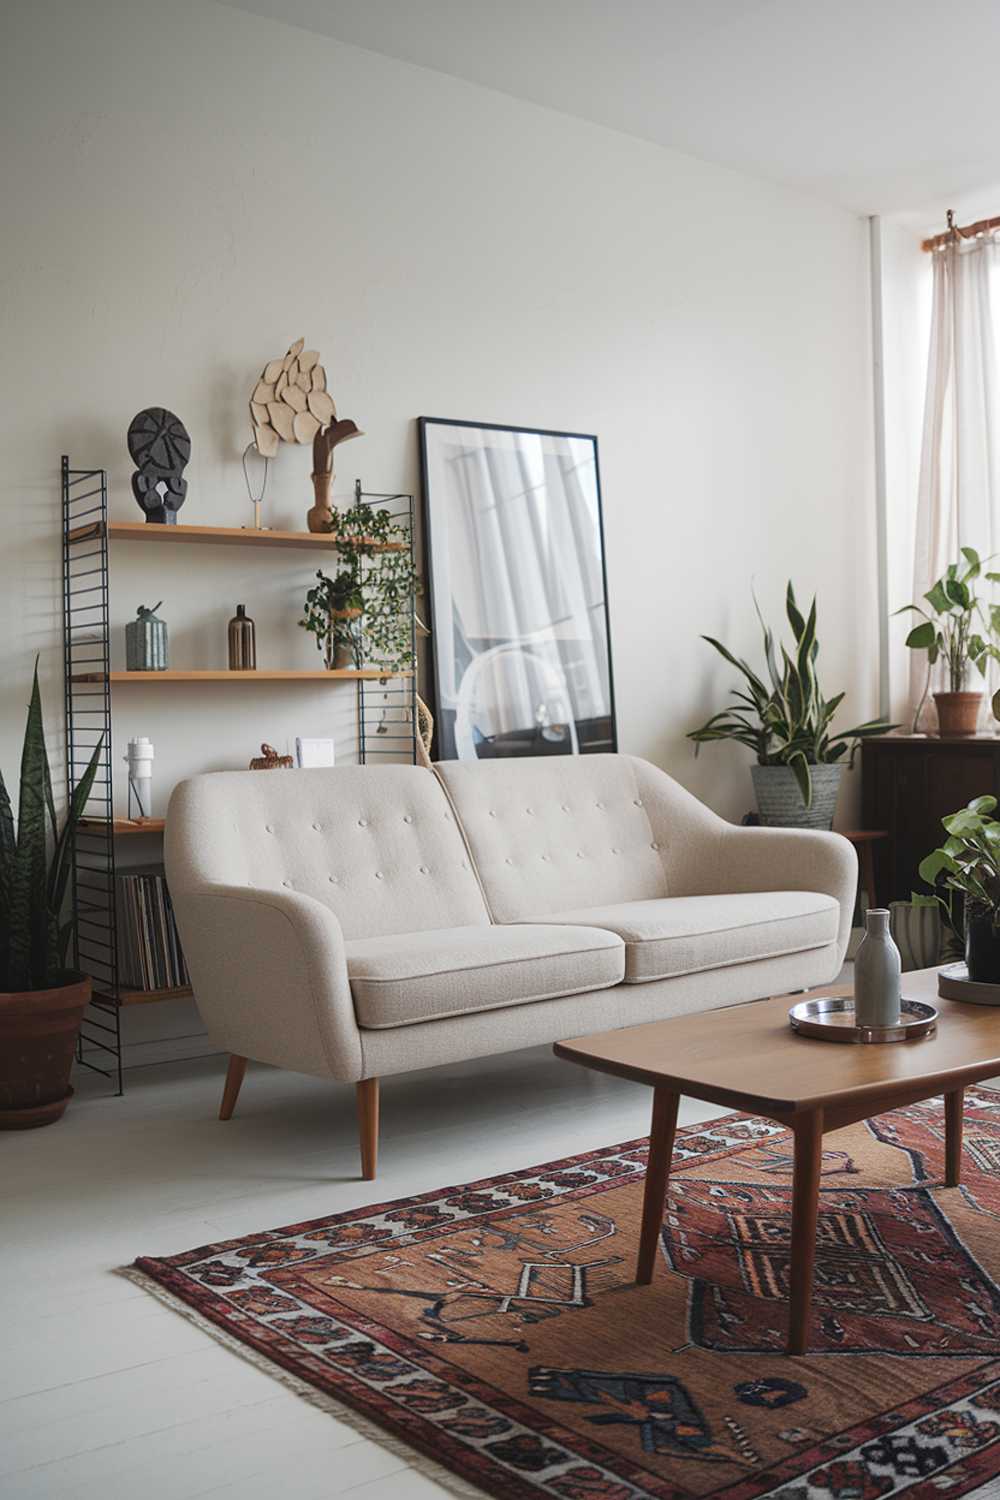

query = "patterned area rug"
[130,1091,1000,1499]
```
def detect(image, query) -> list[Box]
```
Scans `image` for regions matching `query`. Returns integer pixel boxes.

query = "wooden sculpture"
[249,338,363,531]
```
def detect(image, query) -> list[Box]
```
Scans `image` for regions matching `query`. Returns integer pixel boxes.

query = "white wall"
[1,1,876,1051]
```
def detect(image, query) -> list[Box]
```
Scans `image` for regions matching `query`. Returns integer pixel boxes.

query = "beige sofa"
[165,754,856,1176]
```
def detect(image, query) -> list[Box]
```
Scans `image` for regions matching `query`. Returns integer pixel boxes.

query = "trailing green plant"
[301,493,419,674]
[0,663,103,991]
[688,581,896,808]
[915,794,1000,945]
[896,547,1000,728]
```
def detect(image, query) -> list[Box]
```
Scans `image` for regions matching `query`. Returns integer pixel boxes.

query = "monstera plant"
[0,663,103,1128]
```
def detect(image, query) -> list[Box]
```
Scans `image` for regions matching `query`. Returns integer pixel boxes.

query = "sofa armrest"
[715,823,858,960]
[173,884,365,1081]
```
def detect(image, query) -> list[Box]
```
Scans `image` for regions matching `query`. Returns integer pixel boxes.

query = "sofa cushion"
[346,924,625,1028]
[167,765,490,940]
[527,891,839,983]
[435,755,670,921]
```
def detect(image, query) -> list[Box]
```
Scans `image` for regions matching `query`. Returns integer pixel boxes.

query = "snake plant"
[0,662,103,991]
[689,582,896,808]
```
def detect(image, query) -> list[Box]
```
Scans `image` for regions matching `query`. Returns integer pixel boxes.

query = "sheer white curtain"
[910,231,1000,724]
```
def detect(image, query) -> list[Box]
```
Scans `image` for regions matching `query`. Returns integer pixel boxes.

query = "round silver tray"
[789,995,938,1044]
[938,962,1000,1006]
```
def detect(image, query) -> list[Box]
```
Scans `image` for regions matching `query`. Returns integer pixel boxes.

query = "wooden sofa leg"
[357,1078,380,1180]
[219,1055,248,1120]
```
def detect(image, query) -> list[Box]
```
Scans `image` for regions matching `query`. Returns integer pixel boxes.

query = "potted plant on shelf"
[300,568,364,669]
[300,490,419,675]
[897,548,1000,735]
[917,795,1000,982]
[0,664,103,1128]
[689,582,895,829]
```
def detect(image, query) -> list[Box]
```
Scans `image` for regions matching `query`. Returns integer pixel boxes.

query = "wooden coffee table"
[554,967,1000,1355]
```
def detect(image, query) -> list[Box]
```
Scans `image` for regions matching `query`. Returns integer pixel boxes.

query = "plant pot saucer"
[0,1087,74,1130]
[938,963,1000,1006]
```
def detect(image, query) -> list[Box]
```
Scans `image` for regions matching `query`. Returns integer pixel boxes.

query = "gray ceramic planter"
[751,763,843,830]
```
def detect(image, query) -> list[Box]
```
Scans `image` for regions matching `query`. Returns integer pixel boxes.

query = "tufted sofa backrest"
[435,755,675,921]
[166,765,489,940]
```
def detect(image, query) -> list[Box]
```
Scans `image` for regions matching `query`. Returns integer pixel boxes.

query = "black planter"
[965,910,1000,983]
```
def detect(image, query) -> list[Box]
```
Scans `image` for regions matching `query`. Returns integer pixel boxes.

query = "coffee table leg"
[636,1086,680,1285]
[945,1088,964,1187]
[787,1108,823,1356]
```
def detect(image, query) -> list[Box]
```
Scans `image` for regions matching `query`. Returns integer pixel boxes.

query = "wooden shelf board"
[79,818,165,834]
[71,668,411,683]
[93,984,193,1006]
[68,520,405,552]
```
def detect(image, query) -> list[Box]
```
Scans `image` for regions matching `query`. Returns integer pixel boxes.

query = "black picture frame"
[418,416,618,762]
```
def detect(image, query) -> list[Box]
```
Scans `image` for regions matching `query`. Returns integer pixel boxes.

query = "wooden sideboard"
[862,734,1000,904]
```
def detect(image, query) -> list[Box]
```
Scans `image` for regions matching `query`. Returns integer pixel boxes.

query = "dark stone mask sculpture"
[128,408,191,524]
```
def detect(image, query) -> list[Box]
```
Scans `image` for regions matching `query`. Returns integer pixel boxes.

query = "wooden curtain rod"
[922,207,1000,252]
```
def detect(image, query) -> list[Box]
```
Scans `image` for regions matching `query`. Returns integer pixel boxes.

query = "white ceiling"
[224,0,999,220]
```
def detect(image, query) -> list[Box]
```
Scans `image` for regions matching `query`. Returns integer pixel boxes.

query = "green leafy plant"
[688,582,895,808]
[300,569,364,669]
[301,494,419,674]
[896,548,1000,728]
[916,794,1000,944]
[0,663,103,991]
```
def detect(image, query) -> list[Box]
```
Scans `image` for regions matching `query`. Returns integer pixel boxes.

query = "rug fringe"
[116,1265,488,1500]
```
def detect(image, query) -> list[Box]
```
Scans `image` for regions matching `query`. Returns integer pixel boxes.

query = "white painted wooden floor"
[1,1045,729,1499]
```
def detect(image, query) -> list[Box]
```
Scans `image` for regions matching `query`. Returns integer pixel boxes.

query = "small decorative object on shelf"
[689,581,896,828]
[124,736,155,819]
[125,601,168,671]
[247,338,363,531]
[897,546,1000,734]
[227,604,257,670]
[295,737,335,768]
[249,743,293,770]
[240,442,270,531]
[309,416,363,533]
[128,408,191,524]
[853,908,902,1028]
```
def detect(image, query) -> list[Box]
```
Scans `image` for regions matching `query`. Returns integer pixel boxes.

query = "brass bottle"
[228,604,257,670]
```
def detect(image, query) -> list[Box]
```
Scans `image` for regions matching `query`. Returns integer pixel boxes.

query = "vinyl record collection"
[115,865,190,991]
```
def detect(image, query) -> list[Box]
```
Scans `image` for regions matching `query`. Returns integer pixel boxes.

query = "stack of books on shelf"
[116,865,190,991]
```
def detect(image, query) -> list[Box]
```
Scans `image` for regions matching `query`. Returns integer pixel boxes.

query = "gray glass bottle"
[228,604,256,670]
[853,908,901,1028]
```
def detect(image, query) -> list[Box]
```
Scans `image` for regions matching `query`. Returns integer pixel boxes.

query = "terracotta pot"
[0,973,91,1129]
[933,691,983,737]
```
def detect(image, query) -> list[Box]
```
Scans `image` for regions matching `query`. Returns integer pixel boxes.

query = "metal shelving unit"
[62,458,417,1093]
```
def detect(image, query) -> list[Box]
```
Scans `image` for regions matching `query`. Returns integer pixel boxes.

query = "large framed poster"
[419,417,617,761]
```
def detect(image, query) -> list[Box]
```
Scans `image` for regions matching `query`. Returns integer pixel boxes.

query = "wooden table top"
[554,968,1000,1116]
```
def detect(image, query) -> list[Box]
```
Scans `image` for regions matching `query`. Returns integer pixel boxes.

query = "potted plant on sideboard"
[917,795,1000,982]
[689,582,896,829]
[0,664,103,1128]
[897,547,1000,736]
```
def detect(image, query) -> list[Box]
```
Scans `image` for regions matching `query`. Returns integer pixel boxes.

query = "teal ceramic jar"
[125,602,168,671]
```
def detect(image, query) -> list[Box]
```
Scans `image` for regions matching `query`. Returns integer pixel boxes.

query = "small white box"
[295,737,336,769]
